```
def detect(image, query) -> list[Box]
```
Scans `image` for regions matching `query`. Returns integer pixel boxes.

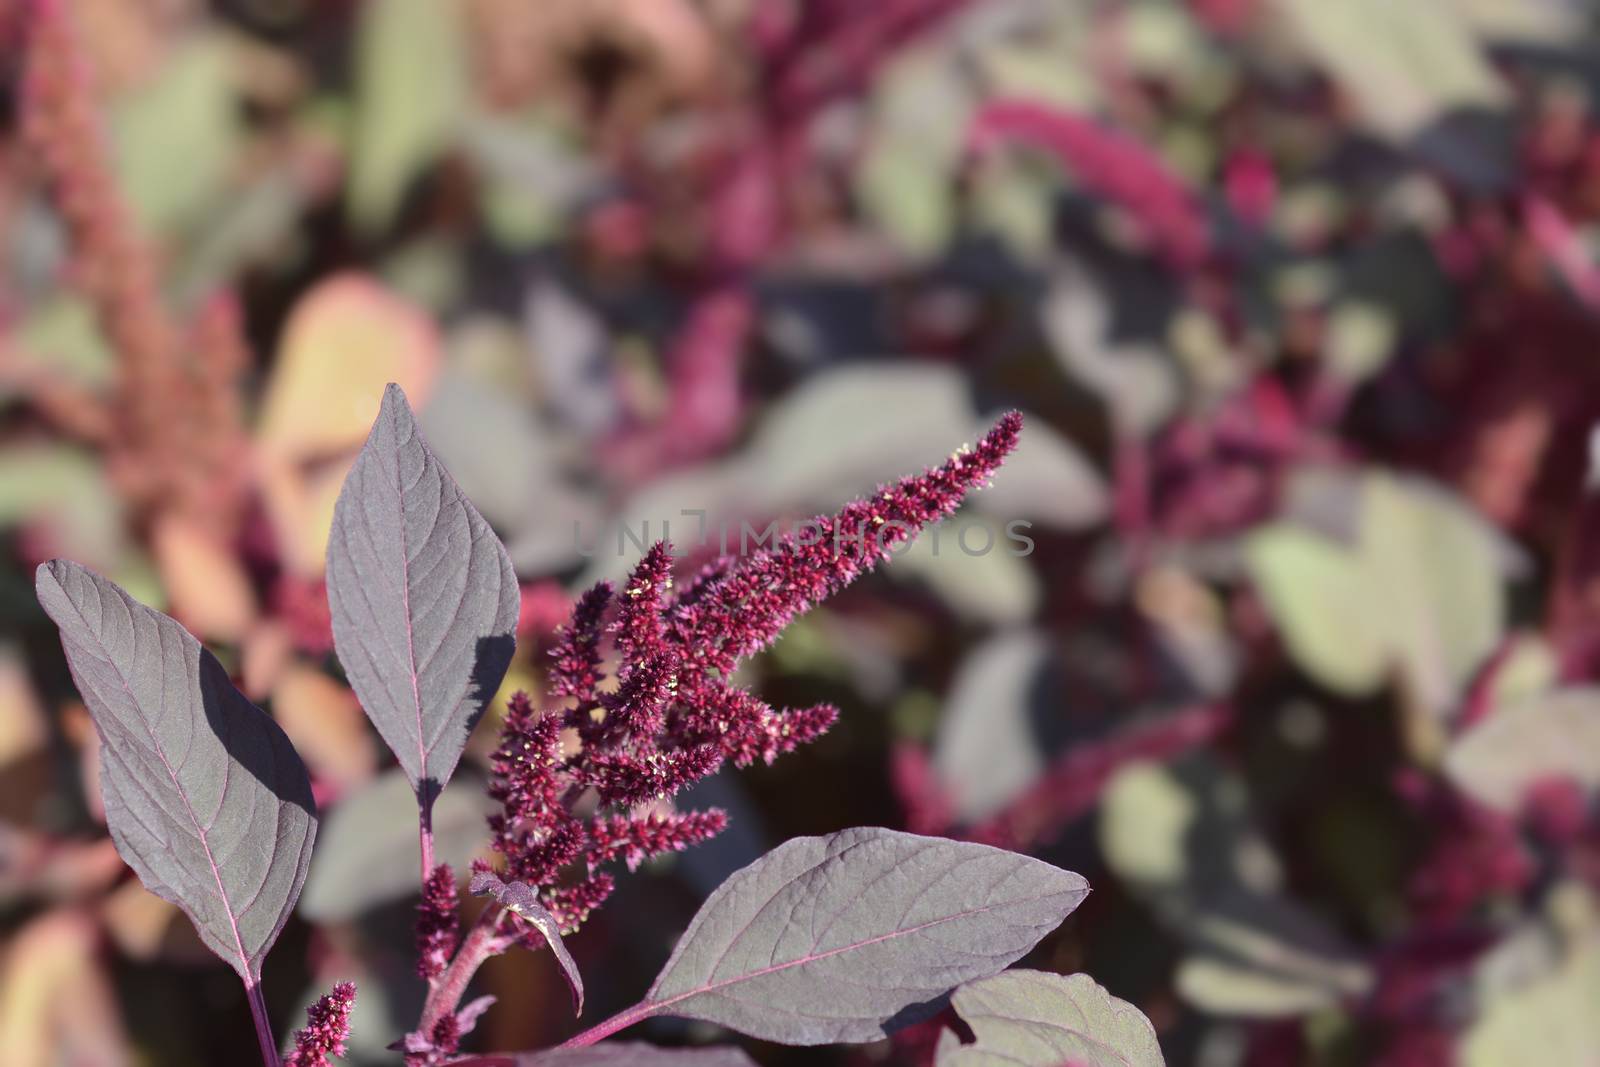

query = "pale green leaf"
[1042,275,1180,436]
[111,36,240,237]
[347,0,468,233]
[1271,0,1507,140]
[0,447,125,571]
[1446,687,1600,812]
[11,296,113,390]
[1245,473,1504,712]
[173,169,307,305]
[1453,0,1584,42]
[1463,936,1600,1067]
[857,55,970,256]
[1176,957,1344,1018]
[1099,762,1197,888]
[970,152,1057,260]
[746,365,973,513]
[1324,302,1397,383]
[1245,525,1387,697]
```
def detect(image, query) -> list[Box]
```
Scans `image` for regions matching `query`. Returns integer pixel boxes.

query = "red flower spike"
[670,412,1022,677]
[480,413,1023,936]
[589,809,730,872]
[285,981,357,1067]
[614,542,674,674]
[543,872,616,933]
[591,651,677,748]
[548,583,612,703]
[415,864,459,980]
[677,682,839,767]
[581,745,724,808]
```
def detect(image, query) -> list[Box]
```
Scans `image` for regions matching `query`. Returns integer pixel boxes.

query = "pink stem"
[557,1000,659,1048]
[419,806,435,887]
[418,910,507,1035]
[245,979,280,1067]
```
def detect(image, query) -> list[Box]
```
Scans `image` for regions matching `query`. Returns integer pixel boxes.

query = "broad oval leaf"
[937,970,1164,1067]
[35,560,316,981]
[326,383,519,812]
[470,870,584,1014]
[1245,472,1504,715]
[461,1046,757,1067]
[641,827,1089,1045]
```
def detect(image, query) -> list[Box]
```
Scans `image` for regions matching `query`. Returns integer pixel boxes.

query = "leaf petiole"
[245,980,281,1067]
[557,1001,660,1049]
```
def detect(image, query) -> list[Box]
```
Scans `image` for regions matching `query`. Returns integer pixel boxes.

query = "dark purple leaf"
[34,560,316,982]
[326,383,519,812]
[637,827,1089,1045]
[470,869,584,1014]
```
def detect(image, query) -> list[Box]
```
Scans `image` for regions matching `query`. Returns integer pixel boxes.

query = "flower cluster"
[414,865,461,980]
[284,982,357,1067]
[476,412,1022,935]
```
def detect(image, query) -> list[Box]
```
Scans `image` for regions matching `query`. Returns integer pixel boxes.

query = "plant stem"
[418,908,507,1035]
[419,804,435,885]
[245,979,280,1067]
[557,1001,658,1048]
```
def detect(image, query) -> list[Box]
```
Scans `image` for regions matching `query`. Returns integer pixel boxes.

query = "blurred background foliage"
[3,0,1600,1064]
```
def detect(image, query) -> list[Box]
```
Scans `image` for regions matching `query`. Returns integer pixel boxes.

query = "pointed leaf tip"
[35,560,316,981]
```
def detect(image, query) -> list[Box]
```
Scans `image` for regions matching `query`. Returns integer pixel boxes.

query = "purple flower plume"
[478,412,1023,932]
